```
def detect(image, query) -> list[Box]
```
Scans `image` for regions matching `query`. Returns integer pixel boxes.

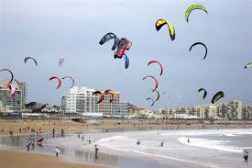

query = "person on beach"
[94,144,99,160]
[187,137,190,143]
[31,142,35,151]
[88,137,91,144]
[52,128,55,138]
[55,147,60,157]
[136,140,140,145]
[243,149,249,162]
[9,131,13,136]
[26,142,31,151]
[37,137,44,146]
[160,141,164,147]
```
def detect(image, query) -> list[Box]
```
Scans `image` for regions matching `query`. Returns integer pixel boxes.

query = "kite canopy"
[49,76,62,89]
[8,83,17,98]
[189,42,208,60]
[211,91,224,104]
[114,38,132,59]
[99,32,119,51]
[185,3,208,23]
[104,89,115,103]
[24,56,38,66]
[147,60,164,76]
[155,18,175,41]
[142,75,159,92]
[198,88,207,99]
[0,68,14,83]
[244,62,252,69]
[145,97,155,107]
[145,90,160,107]
[93,91,105,104]
[124,55,130,69]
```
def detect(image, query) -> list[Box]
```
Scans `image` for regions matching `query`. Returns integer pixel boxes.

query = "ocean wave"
[161,128,252,137]
[97,135,219,168]
[178,136,242,153]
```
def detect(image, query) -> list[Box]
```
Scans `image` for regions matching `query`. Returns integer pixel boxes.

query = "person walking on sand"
[243,149,249,163]
[187,137,190,143]
[160,141,164,147]
[26,141,31,151]
[55,146,60,158]
[94,144,99,160]
[52,128,55,138]
[88,137,91,144]
[31,142,35,151]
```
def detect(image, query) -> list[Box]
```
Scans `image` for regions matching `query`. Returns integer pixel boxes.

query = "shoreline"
[1,119,252,136]
[0,149,104,168]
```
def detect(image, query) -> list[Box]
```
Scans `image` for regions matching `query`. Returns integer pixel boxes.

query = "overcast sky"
[1,0,252,108]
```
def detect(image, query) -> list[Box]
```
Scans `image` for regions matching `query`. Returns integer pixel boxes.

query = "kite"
[114,38,132,59]
[8,83,17,98]
[189,42,208,60]
[145,90,160,107]
[146,97,155,107]
[142,75,159,92]
[104,89,115,103]
[155,18,175,41]
[154,90,160,102]
[24,56,38,66]
[124,55,129,69]
[93,91,105,104]
[147,60,164,76]
[49,76,62,89]
[99,32,119,51]
[244,62,252,69]
[185,3,208,23]
[0,68,14,83]
[198,88,207,99]
[211,91,224,104]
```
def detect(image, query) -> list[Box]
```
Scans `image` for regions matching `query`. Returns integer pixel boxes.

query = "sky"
[1,0,252,108]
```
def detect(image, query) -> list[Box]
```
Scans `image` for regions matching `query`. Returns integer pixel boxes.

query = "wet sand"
[0,150,103,168]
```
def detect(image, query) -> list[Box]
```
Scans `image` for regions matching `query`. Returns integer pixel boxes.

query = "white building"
[62,86,128,118]
[62,86,98,114]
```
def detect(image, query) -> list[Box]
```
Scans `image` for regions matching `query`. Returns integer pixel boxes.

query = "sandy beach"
[1,119,252,136]
[0,150,102,168]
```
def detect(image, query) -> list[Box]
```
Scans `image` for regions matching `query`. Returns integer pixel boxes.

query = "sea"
[0,128,252,168]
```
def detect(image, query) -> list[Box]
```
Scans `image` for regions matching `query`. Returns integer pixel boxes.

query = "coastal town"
[1,80,252,121]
